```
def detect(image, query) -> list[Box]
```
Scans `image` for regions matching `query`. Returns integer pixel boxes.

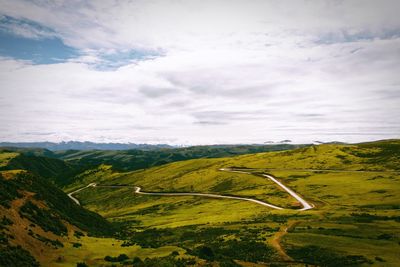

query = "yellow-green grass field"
[69,142,400,266]
[48,235,184,267]
[0,152,19,167]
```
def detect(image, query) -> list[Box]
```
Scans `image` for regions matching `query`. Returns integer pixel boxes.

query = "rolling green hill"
[0,150,82,186]
[71,140,400,266]
[0,166,115,266]
[1,144,309,185]
[1,140,399,266]
[52,144,310,172]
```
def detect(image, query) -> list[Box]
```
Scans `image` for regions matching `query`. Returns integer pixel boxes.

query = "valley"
[68,167,314,211]
[1,140,400,266]
[1,1,399,266]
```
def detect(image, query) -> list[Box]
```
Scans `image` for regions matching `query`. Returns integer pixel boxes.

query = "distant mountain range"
[0,141,174,151]
[0,141,309,151]
[0,140,349,151]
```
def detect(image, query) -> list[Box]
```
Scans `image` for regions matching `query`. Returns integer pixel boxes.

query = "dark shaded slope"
[0,147,55,157]
[0,171,114,236]
[0,168,114,266]
[0,151,82,186]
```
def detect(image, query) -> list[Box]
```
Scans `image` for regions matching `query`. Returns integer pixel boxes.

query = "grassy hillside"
[0,149,81,186]
[0,147,56,158]
[0,173,229,266]
[0,166,187,267]
[0,152,19,167]
[1,140,399,266]
[1,144,309,186]
[53,144,308,172]
[223,139,400,171]
[0,166,118,266]
[72,140,400,266]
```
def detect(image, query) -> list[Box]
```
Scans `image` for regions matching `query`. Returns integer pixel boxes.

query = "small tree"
[132,256,143,265]
[117,254,129,261]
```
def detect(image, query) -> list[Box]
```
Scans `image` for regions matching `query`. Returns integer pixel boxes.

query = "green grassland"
[52,143,308,172]
[0,149,80,186]
[0,169,114,267]
[51,235,184,267]
[0,152,19,167]
[68,140,400,266]
[1,140,399,266]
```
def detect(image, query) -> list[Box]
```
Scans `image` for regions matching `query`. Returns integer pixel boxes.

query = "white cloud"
[0,0,399,144]
[2,0,400,51]
[0,16,56,39]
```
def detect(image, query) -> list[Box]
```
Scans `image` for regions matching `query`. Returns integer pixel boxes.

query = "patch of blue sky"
[93,49,163,71]
[0,16,79,64]
[0,15,56,39]
[0,16,162,68]
[0,30,80,64]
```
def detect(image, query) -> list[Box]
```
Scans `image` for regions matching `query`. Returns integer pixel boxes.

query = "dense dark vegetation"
[287,245,372,266]
[117,224,278,265]
[192,240,275,263]
[0,151,83,186]
[0,245,40,267]
[2,204,51,264]
[19,201,68,235]
[104,253,129,262]
[0,174,21,208]
[120,226,237,248]
[0,171,113,236]
[125,254,197,267]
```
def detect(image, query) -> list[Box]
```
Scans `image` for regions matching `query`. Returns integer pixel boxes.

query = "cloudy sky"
[0,0,399,145]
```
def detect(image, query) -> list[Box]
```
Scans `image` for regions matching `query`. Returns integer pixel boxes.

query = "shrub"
[19,201,67,235]
[132,256,143,264]
[117,254,129,261]
[74,231,84,238]
[287,245,372,266]
[171,250,179,257]
[104,254,129,262]
[196,246,214,261]
[73,242,82,248]
[0,245,40,267]
[193,240,274,263]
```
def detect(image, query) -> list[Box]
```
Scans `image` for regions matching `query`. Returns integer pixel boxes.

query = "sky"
[0,0,399,145]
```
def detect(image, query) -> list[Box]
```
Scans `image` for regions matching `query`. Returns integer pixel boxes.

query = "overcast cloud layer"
[0,0,399,145]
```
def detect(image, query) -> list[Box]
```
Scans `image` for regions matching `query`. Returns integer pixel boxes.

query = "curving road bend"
[219,168,313,211]
[67,183,97,205]
[132,186,283,209]
[67,169,313,211]
[262,173,312,210]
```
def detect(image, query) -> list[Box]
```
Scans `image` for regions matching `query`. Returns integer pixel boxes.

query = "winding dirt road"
[133,186,283,209]
[67,183,96,205]
[67,168,313,211]
[270,221,299,261]
[66,168,315,264]
[220,168,313,210]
